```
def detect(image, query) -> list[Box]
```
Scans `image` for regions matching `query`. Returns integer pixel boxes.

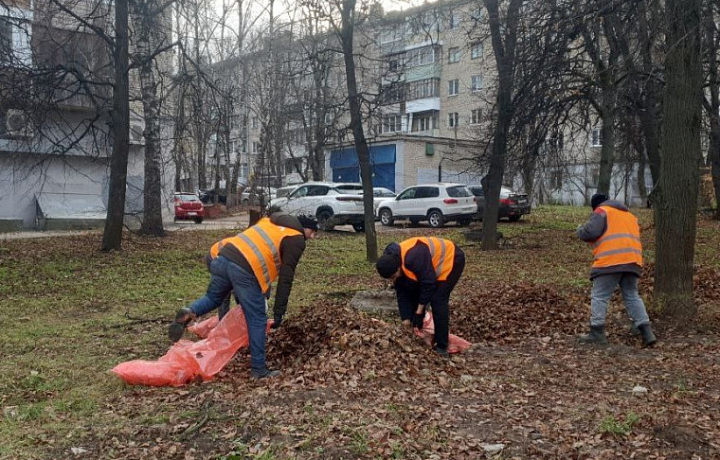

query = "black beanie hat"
[591,193,608,210]
[297,215,319,231]
[376,253,401,278]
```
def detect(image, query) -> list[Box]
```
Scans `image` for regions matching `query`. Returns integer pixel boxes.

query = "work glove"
[271,316,282,330]
[412,312,425,330]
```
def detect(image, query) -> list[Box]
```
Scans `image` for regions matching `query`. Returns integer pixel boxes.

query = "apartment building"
[211,0,648,205]
[0,0,175,231]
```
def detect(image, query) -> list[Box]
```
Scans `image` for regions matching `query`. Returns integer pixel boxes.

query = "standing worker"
[168,213,318,379]
[375,237,465,357]
[576,193,656,347]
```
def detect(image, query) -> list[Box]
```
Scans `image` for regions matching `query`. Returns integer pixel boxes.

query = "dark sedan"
[468,185,531,222]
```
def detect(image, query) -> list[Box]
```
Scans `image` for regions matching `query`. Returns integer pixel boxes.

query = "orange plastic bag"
[188,316,219,339]
[111,307,267,386]
[414,311,472,353]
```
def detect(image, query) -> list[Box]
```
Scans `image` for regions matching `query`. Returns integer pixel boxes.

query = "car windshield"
[446,186,472,198]
[176,194,199,201]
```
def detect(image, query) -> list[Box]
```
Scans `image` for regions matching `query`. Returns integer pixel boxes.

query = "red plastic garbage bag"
[188,316,219,339]
[414,311,471,353]
[111,307,268,386]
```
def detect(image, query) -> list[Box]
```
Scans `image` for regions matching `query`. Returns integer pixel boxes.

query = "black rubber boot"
[433,346,450,358]
[578,325,608,345]
[251,368,281,380]
[168,307,196,342]
[638,324,657,347]
[628,323,641,336]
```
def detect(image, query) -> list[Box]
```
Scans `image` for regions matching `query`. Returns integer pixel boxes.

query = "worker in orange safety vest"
[168,213,318,379]
[576,193,656,347]
[376,237,466,357]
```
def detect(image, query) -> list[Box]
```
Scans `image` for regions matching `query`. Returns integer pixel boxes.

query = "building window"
[448,47,460,63]
[406,78,440,100]
[449,11,461,29]
[471,74,483,91]
[471,42,483,59]
[406,46,440,68]
[251,117,259,129]
[412,112,437,132]
[471,109,482,124]
[591,127,601,147]
[448,112,459,128]
[240,163,248,179]
[381,82,404,104]
[383,114,402,133]
[471,8,484,22]
[0,18,13,64]
[252,141,259,153]
[448,79,459,96]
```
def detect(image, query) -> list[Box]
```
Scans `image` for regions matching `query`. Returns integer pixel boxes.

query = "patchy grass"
[0,206,718,460]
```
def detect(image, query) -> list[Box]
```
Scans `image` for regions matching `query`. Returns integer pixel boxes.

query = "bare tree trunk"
[138,2,164,236]
[654,0,702,319]
[637,0,662,187]
[596,90,616,196]
[637,151,648,203]
[102,0,130,251]
[481,0,521,250]
[705,2,720,219]
[340,0,377,262]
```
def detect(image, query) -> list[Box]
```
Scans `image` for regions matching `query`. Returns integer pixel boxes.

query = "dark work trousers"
[395,248,466,350]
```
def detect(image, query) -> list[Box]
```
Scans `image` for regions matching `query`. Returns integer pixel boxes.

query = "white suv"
[268,182,366,232]
[376,183,476,228]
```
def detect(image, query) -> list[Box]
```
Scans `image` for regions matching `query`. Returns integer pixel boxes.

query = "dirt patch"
[349,289,398,314]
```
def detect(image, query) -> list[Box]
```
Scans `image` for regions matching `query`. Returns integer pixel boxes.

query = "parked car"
[275,185,299,199]
[199,189,226,205]
[376,183,476,228]
[371,187,396,216]
[241,187,277,206]
[174,192,205,224]
[334,182,364,193]
[467,185,531,222]
[268,182,365,232]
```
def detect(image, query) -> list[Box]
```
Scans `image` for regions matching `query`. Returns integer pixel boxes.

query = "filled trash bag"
[112,307,265,386]
[414,311,471,353]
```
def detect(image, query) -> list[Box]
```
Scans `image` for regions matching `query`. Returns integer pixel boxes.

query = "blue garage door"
[330,145,396,191]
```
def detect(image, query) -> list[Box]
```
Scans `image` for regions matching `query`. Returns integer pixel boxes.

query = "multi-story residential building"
[211,0,649,206]
[0,0,175,231]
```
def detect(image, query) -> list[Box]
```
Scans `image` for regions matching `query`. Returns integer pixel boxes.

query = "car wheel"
[427,210,444,228]
[352,222,365,232]
[194,217,203,224]
[242,199,249,206]
[317,209,335,231]
[379,209,394,226]
[508,215,521,222]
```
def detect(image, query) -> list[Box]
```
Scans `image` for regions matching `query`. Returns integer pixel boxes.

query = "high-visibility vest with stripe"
[208,240,225,260]
[222,218,302,293]
[591,206,643,268]
[399,237,456,282]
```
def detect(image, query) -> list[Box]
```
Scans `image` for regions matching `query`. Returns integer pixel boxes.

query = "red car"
[174,192,205,224]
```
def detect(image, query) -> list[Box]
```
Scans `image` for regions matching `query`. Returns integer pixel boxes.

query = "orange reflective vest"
[221,218,302,293]
[399,237,456,282]
[591,206,643,268]
[208,240,225,260]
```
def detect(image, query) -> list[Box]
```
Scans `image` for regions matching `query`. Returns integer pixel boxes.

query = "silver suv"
[376,183,476,228]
